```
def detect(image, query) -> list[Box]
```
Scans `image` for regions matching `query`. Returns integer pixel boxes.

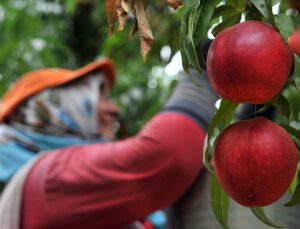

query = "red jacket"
[21,113,205,229]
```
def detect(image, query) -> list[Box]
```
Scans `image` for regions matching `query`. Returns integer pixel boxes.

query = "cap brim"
[0,58,116,123]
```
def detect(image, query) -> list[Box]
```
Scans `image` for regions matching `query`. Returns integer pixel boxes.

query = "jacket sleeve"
[22,112,205,229]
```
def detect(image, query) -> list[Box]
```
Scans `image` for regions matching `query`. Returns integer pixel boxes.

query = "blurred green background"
[2,0,300,137]
[0,0,188,136]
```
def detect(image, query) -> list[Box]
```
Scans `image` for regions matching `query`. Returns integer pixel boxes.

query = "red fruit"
[288,29,300,57]
[214,117,297,207]
[207,21,293,104]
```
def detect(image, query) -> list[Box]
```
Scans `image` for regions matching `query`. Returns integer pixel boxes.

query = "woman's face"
[97,82,120,140]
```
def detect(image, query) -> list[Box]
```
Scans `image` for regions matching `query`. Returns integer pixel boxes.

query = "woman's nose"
[107,102,121,118]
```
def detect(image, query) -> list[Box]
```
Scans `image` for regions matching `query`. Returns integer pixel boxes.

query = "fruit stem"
[204,162,216,176]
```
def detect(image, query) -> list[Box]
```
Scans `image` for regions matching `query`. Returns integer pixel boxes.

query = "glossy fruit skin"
[207,21,293,104]
[214,117,297,207]
[288,29,300,57]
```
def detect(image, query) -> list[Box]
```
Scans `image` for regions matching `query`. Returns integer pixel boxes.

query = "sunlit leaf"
[203,99,238,175]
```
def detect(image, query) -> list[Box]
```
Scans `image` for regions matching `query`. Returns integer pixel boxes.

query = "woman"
[0,58,218,228]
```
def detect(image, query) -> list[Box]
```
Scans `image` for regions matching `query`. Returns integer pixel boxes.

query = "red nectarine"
[207,21,293,104]
[214,117,297,207]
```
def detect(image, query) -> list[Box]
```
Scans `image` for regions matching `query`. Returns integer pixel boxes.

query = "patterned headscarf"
[0,72,107,182]
[8,73,106,139]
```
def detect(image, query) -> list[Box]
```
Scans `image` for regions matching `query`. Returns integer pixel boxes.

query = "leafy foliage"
[177,0,300,228]
[180,0,215,74]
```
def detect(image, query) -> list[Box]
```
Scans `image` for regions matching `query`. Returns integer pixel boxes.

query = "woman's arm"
[22,112,205,229]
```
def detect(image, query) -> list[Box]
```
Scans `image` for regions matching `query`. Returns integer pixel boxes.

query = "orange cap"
[0,58,116,123]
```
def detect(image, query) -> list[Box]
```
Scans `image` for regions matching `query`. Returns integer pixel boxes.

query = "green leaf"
[292,16,300,29]
[212,5,239,19]
[180,2,202,74]
[187,1,205,73]
[191,0,216,72]
[295,142,300,153]
[271,94,291,122]
[251,207,285,228]
[203,99,238,174]
[193,0,216,46]
[180,5,192,74]
[212,13,241,37]
[289,169,298,195]
[245,3,262,21]
[290,54,300,82]
[226,0,246,8]
[216,0,223,5]
[66,0,76,14]
[211,176,230,229]
[185,35,203,73]
[251,0,275,26]
[274,14,295,42]
[280,124,300,140]
[180,0,216,74]
[285,182,300,207]
[272,0,281,5]
[217,107,236,132]
[289,80,300,91]
[180,47,190,74]
[279,0,289,13]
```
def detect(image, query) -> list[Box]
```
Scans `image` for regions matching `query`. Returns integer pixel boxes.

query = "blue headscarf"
[0,125,107,182]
